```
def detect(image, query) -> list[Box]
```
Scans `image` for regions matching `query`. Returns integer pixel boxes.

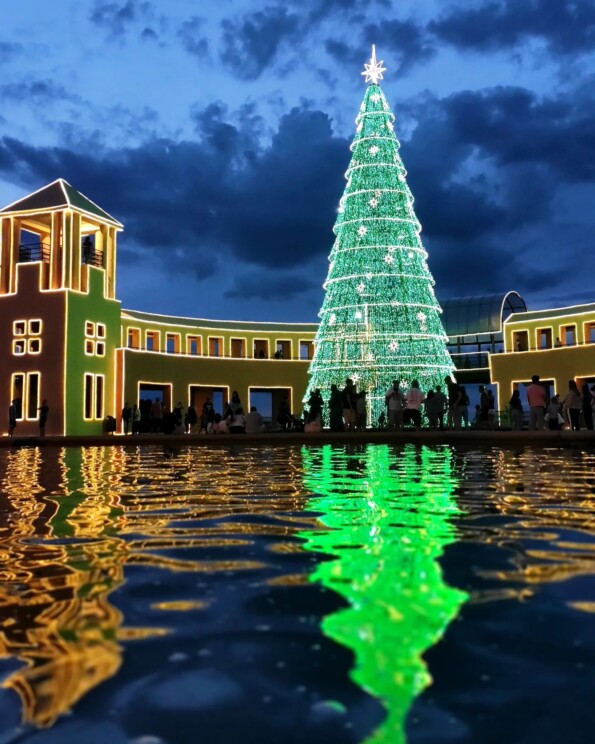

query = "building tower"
[305,48,454,424]
[0,179,122,435]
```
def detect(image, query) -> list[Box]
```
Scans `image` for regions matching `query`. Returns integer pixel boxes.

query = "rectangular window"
[253,339,269,359]
[13,321,26,336]
[230,338,245,358]
[127,328,140,349]
[585,322,595,344]
[85,340,94,355]
[11,374,24,420]
[187,335,201,355]
[209,337,223,357]
[562,325,576,346]
[28,338,41,354]
[299,340,314,360]
[96,375,104,420]
[13,339,26,355]
[28,320,41,335]
[166,333,180,354]
[85,321,95,337]
[96,341,105,357]
[537,328,552,349]
[84,374,93,420]
[27,373,39,420]
[512,330,528,352]
[276,340,291,359]
[96,323,106,338]
[146,330,160,352]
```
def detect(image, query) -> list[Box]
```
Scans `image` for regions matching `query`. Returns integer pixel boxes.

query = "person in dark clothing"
[186,404,198,433]
[202,398,215,433]
[121,401,131,434]
[478,385,490,427]
[444,375,462,429]
[582,384,594,431]
[342,378,357,431]
[307,389,324,424]
[38,400,49,436]
[509,390,523,430]
[329,384,344,432]
[8,400,17,437]
[277,396,293,430]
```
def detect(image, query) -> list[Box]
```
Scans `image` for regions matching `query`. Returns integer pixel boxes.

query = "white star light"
[355,311,362,320]
[369,197,378,208]
[361,45,387,85]
[370,93,381,103]
[383,253,394,264]
[357,282,365,293]
[329,313,337,326]
[358,225,368,237]
[389,340,399,352]
[386,121,394,132]
[369,145,380,156]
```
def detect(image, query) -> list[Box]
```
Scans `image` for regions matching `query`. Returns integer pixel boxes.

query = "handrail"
[18,243,51,263]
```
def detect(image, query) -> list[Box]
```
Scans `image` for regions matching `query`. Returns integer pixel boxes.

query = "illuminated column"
[105,226,116,299]
[0,216,14,294]
[50,211,63,289]
[62,210,73,290]
[71,212,81,291]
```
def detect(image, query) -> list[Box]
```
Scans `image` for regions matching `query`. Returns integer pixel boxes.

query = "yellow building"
[490,302,595,401]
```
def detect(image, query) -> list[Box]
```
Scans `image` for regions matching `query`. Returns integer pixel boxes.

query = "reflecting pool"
[0,444,594,743]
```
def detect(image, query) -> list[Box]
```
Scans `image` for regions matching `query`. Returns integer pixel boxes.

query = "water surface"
[0,443,594,743]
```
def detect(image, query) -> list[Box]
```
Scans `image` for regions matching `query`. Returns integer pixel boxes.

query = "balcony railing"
[82,250,104,268]
[18,243,50,263]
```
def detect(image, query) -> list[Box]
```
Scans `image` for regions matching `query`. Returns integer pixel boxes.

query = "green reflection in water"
[301,444,468,743]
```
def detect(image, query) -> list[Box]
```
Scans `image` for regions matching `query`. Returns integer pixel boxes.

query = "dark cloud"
[429,0,595,56]
[0,80,80,105]
[1,80,594,303]
[224,270,318,300]
[0,41,23,63]
[325,19,435,78]
[220,6,300,80]
[178,16,209,59]
[90,0,162,40]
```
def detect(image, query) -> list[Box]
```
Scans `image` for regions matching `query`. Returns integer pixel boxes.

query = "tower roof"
[0,178,123,228]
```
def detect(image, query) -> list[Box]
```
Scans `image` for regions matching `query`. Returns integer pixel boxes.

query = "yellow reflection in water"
[0,444,312,728]
[301,444,468,744]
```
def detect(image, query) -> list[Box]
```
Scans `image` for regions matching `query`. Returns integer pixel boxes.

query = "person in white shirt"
[385,380,405,431]
[405,380,424,429]
[245,406,264,434]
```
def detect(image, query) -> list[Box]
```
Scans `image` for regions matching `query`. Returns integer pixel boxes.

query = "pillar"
[50,211,63,289]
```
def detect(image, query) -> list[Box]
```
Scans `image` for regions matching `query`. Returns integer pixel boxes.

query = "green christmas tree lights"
[305,47,454,424]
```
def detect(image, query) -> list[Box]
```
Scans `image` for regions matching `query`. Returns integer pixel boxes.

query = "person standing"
[385,380,405,431]
[121,401,132,434]
[459,386,470,429]
[132,403,141,434]
[487,389,496,429]
[329,384,344,432]
[202,397,215,433]
[581,384,594,431]
[527,375,546,430]
[38,400,49,436]
[433,385,447,430]
[307,388,324,424]
[405,380,424,429]
[546,395,563,430]
[342,378,357,432]
[509,390,523,431]
[444,376,462,430]
[563,380,582,431]
[8,400,17,437]
[186,403,198,434]
[356,390,367,431]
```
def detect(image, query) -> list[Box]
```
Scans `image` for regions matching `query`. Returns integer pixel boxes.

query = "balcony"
[82,249,104,268]
[18,243,50,263]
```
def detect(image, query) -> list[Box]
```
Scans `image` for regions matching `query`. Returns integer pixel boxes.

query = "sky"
[1,0,594,322]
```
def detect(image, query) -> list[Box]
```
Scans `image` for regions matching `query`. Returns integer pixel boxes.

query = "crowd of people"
[116,373,595,436]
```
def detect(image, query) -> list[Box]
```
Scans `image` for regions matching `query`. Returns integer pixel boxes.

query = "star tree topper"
[361,45,387,85]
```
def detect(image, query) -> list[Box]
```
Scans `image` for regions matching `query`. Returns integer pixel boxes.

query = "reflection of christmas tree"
[305,47,454,424]
[300,444,467,743]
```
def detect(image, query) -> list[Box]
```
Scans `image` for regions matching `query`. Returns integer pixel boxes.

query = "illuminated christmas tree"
[305,47,454,424]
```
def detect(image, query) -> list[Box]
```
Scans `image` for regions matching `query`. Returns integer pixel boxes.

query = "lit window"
[13,321,26,336]
[96,341,105,357]
[28,338,42,354]
[13,339,26,355]
[28,320,41,335]
[127,328,140,349]
[85,321,95,337]
[97,323,106,338]
[84,374,93,419]
[86,340,94,355]
[27,373,39,420]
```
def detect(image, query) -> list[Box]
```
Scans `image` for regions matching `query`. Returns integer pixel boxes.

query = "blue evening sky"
[1,0,594,320]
